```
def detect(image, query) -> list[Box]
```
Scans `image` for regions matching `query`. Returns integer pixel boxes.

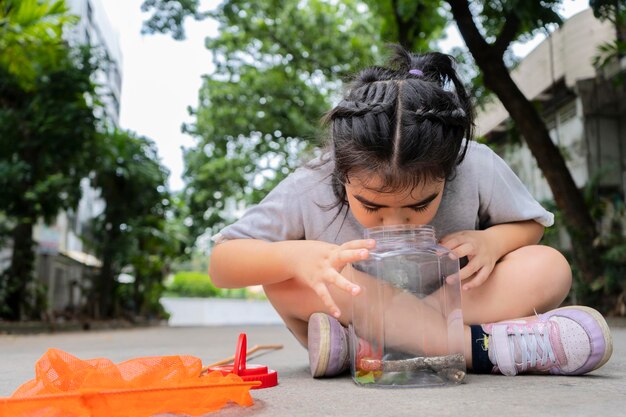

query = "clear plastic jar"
[349,225,466,387]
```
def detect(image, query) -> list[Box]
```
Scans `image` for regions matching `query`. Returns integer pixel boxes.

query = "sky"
[99,0,591,192]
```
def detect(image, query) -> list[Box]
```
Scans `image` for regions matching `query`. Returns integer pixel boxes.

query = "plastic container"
[349,225,466,387]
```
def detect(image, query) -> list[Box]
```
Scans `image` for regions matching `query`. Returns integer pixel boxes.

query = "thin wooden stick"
[359,353,466,382]
[201,344,284,374]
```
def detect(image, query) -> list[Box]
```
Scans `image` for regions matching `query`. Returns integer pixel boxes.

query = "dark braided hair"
[321,45,474,208]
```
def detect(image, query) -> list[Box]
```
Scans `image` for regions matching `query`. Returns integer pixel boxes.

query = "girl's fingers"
[313,283,341,318]
[445,273,460,285]
[336,248,369,264]
[312,270,361,318]
[340,239,376,250]
[462,267,490,290]
[329,270,361,295]
[459,258,480,281]
[451,242,475,259]
[439,236,459,249]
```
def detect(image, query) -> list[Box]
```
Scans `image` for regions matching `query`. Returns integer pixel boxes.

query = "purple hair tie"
[409,69,424,76]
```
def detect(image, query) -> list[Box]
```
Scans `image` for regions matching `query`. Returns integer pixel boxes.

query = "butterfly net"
[0,348,259,417]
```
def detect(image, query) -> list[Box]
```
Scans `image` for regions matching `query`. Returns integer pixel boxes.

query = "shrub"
[166,271,220,298]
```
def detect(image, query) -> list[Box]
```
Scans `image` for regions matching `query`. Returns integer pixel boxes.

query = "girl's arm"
[481,219,545,260]
[210,239,301,288]
[209,238,375,317]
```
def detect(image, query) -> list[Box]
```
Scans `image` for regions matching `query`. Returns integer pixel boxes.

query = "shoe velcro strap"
[492,324,517,376]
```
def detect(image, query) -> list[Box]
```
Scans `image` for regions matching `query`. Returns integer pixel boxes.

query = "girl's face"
[344,174,445,228]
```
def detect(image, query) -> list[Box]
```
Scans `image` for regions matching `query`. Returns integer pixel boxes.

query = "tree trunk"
[448,0,603,289]
[3,221,35,320]
[98,246,115,319]
[133,270,143,317]
[97,222,120,319]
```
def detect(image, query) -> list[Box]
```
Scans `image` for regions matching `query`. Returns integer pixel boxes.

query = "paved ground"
[1,323,624,417]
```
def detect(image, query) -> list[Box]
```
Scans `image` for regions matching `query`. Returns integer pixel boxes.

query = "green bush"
[541,194,626,315]
[166,271,220,298]
[164,271,269,300]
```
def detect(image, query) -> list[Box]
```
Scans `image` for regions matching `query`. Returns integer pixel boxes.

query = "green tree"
[0,1,99,320]
[142,0,383,239]
[140,0,209,40]
[0,0,76,89]
[363,0,446,49]
[124,194,189,318]
[89,129,173,318]
[591,0,626,72]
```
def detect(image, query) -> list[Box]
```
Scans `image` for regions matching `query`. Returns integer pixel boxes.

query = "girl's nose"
[382,210,410,226]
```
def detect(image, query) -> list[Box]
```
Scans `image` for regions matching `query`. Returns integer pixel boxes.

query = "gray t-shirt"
[213,142,553,244]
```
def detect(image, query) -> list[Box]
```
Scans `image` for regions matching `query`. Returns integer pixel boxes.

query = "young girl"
[209,45,613,378]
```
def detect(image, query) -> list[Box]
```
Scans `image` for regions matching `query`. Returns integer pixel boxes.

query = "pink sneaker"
[484,306,613,376]
[307,312,350,378]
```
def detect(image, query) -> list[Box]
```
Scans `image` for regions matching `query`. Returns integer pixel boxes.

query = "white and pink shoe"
[483,306,613,376]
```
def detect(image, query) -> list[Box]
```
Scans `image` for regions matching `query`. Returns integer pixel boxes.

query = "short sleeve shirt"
[213,142,554,244]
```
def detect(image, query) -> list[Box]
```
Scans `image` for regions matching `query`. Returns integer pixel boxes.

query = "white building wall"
[59,0,119,249]
[65,0,123,125]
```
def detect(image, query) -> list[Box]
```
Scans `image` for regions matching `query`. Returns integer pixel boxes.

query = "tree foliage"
[88,129,180,318]
[590,0,626,72]
[363,0,445,49]
[0,1,99,320]
[140,0,209,40]
[0,0,77,90]
[143,0,388,239]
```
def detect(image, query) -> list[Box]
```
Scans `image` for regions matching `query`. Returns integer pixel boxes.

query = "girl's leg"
[459,245,573,324]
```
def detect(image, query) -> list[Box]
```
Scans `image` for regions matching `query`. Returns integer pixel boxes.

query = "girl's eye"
[362,205,379,213]
[410,205,429,213]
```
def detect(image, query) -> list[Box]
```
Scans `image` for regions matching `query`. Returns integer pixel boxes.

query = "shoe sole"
[308,312,331,378]
[551,305,613,372]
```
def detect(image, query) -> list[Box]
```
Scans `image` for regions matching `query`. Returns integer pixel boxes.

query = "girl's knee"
[536,245,571,287]
[518,245,572,302]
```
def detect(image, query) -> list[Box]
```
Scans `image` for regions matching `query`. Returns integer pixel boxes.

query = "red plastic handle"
[232,333,247,375]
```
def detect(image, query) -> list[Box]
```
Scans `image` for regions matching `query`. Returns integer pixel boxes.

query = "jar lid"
[207,333,278,389]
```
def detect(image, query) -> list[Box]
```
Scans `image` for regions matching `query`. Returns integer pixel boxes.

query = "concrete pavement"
[1,323,624,417]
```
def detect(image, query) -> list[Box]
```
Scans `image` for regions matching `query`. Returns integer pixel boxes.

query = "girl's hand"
[439,230,499,291]
[287,239,375,318]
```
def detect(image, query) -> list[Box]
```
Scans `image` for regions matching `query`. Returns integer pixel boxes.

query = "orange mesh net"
[0,348,259,417]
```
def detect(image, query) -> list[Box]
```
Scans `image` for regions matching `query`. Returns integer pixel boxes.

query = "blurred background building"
[32,0,123,316]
